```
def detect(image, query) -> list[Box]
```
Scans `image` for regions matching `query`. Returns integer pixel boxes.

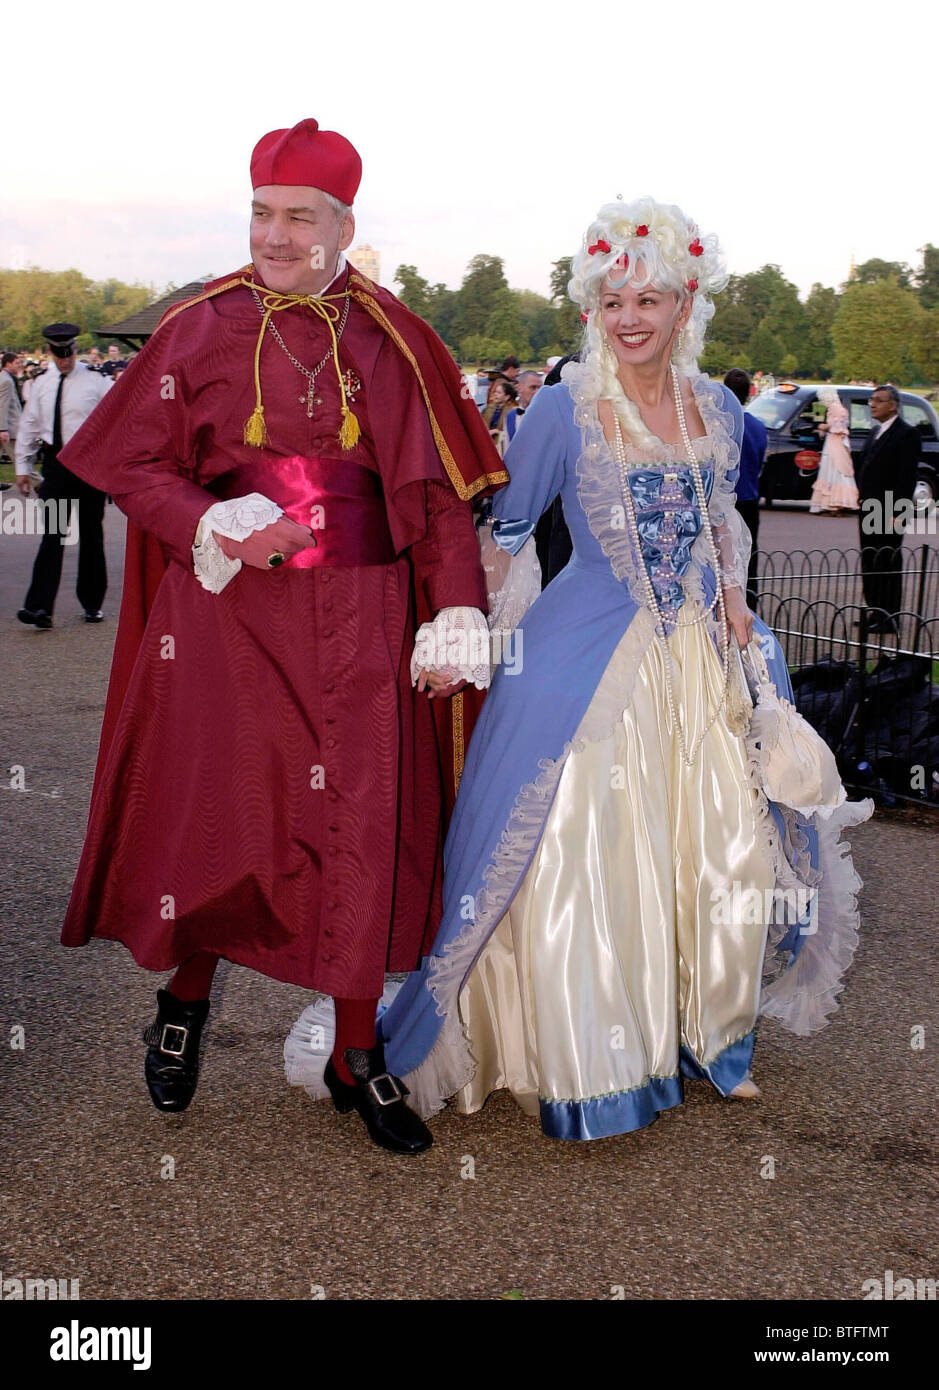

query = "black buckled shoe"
[142,989,209,1113]
[324,1042,433,1154]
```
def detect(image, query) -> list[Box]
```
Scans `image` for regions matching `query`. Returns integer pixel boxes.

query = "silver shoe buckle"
[367,1072,403,1107]
[160,1023,189,1058]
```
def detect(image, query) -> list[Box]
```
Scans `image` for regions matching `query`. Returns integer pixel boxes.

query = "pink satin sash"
[212,454,395,568]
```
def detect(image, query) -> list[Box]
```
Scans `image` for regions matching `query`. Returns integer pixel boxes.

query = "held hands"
[212,516,316,569]
[723,585,754,649]
[410,607,491,699]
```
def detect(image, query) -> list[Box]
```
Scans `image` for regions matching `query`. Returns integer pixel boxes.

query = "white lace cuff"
[410,606,491,690]
[192,492,284,594]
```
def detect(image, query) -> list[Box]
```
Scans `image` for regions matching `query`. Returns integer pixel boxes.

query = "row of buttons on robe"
[320,569,341,963]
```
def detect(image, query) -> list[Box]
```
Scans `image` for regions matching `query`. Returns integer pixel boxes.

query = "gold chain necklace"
[611,366,731,769]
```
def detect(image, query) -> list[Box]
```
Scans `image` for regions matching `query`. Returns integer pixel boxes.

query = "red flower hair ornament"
[689,238,703,257]
[587,238,611,255]
[687,278,699,293]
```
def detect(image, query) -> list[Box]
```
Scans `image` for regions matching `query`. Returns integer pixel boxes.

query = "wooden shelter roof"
[101,277,212,344]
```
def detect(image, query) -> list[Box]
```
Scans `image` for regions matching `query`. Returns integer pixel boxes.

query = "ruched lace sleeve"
[699,382,751,593]
[478,520,542,636]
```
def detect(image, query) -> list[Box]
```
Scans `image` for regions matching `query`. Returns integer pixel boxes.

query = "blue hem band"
[539,1074,683,1141]
[680,1030,755,1096]
[538,1031,755,1140]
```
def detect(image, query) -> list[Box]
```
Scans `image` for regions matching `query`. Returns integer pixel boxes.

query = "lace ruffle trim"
[410,606,492,691]
[192,492,284,595]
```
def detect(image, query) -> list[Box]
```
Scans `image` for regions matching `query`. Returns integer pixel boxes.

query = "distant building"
[348,244,380,285]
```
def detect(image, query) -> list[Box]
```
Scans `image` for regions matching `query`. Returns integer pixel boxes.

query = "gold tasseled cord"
[240,280,360,450]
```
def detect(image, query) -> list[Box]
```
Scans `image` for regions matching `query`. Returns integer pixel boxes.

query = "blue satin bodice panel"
[625,464,713,622]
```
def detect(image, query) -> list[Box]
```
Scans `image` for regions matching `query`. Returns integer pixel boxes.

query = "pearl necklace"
[611,365,731,769]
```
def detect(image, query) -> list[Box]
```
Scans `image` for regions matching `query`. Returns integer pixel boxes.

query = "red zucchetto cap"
[250,118,362,205]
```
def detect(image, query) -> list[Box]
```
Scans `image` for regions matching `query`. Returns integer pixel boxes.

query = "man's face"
[13,353,25,373]
[108,345,120,360]
[870,390,898,424]
[504,365,519,380]
[518,375,542,409]
[250,184,355,296]
[52,350,76,375]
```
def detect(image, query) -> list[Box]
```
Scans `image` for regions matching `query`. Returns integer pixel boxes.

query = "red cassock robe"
[59,265,506,998]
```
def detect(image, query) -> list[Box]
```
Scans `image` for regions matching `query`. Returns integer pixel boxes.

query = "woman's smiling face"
[600,268,689,370]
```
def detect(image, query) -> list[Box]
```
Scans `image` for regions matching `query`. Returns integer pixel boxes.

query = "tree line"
[396,246,939,385]
[0,268,154,351]
[4,245,937,387]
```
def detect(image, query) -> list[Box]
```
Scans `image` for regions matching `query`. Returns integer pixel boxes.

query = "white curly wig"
[566,197,727,447]
[816,384,841,406]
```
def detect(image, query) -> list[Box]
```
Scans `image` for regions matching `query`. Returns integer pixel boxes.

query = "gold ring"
[266,551,286,568]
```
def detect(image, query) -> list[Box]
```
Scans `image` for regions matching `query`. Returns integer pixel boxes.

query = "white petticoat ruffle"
[759,797,872,1035]
[192,491,284,594]
[284,982,406,1100]
[410,606,492,690]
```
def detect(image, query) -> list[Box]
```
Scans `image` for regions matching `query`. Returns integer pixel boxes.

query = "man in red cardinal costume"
[59,118,506,1154]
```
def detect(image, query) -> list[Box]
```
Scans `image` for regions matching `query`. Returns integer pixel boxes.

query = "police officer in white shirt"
[15,323,110,628]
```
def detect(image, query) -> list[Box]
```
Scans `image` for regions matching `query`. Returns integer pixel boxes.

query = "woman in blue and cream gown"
[287,199,872,1140]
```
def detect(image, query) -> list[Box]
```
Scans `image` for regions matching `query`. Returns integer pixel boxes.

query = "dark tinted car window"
[747,393,801,429]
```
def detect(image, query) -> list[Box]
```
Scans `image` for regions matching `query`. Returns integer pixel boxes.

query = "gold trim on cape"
[346,272,509,501]
[452,692,465,792]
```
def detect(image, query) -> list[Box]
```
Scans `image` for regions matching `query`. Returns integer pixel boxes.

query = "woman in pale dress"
[287,199,872,1140]
[810,385,859,512]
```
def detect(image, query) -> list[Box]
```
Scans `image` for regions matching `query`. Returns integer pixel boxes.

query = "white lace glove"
[192,492,284,594]
[410,606,491,690]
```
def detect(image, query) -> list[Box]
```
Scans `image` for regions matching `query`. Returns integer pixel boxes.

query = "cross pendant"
[300,386,322,419]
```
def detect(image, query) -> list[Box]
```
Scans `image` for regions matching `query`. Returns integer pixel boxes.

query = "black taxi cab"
[746,383,939,509]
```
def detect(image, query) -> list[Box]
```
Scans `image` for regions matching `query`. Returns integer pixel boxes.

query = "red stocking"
[332,997,380,1085]
[167,952,219,1002]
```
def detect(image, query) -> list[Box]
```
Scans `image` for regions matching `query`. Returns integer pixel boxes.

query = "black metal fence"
[753,544,939,808]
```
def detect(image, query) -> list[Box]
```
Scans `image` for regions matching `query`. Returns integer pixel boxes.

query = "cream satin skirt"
[455,615,776,1128]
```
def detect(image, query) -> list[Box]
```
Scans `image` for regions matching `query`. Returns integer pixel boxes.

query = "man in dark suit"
[856,385,921,633]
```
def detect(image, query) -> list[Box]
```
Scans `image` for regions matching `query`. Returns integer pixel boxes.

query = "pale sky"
[3,0,934,303]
